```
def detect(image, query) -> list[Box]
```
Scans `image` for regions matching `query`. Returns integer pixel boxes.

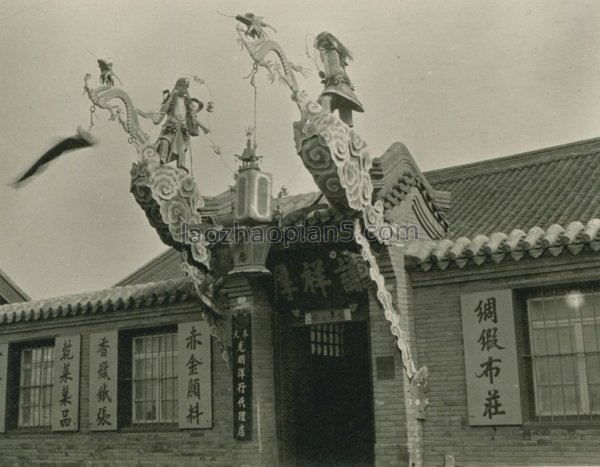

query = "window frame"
[310,323,345,357]
[5,338,55,431]
[118,325,178,430]
[517,284,600,425]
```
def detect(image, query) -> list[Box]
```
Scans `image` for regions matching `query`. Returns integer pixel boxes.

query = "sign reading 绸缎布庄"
[89,331,118,431]
[232,311,252,441]
[52,335,81,431]
[178,321,212,429]
[461,289,521,425]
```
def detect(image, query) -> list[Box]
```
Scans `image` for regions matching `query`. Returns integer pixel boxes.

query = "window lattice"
[310,324,344,357]
[528,288,600,420]
[132,332,178,424]
[19,346,54,427]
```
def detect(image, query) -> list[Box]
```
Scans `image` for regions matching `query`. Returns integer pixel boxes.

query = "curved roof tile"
[406,219,600,271]
[0,278,196,326]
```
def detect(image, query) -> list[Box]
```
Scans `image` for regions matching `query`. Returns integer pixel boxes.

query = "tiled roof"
[371,142,451,214]
[0,278,194,326]
[406,219,600,271]
[275,192,324,219]
[0,266,29,303]
[199,190,324,227]
[120,138,600,280]
[426,138,600,239]
[116,249,186,286]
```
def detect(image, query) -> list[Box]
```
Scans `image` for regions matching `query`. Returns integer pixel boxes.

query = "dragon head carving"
[235,12,276,40]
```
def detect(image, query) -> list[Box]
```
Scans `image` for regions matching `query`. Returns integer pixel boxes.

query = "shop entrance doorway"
[292,321,374,467]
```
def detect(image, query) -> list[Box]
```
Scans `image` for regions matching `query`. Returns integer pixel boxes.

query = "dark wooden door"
[294,321,374,467]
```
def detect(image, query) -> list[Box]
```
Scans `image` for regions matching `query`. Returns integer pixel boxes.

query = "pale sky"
[1,0,599,299]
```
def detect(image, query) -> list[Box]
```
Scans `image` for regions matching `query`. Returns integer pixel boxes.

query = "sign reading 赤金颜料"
[178,321,212,429]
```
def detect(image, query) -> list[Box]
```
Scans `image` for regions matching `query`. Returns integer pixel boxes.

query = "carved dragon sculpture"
[84,74,149,146]
[235,13,307,92]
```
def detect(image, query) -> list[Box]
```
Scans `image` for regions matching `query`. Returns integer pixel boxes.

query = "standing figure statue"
[145,77,210,172]
[315,32,364,127]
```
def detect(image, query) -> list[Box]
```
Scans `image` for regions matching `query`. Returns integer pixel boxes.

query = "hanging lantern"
[228,231,271,276]
[229,129,272,276]
[234,128,272,224]
[235,169,272,223]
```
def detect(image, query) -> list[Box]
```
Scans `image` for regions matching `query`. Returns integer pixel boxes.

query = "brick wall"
[410,252,600,467]
[0,285,279,467]
[225,275,279,466]
[370,246,423,466]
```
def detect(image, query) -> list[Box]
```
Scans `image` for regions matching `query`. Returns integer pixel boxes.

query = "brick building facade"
[1,138,600,466]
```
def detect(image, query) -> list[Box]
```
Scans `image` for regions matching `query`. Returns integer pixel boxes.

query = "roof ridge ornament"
[79,63,215,271]
[234,14,429,420]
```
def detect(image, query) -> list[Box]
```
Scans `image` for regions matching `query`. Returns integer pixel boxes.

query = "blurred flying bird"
[12,126,98,187]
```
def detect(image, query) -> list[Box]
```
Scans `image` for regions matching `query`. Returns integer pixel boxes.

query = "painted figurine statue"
[150,77,210,171]
[314,32,364,126]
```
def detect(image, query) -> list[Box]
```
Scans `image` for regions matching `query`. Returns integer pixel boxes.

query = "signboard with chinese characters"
[305,307,354,325]
[270,248,369,311]
[89,331,118,431]
[232,312,252,441]
[52,335,81,431]
[0,343,7,433]
[178,321,212,429]
[461,289,521,425]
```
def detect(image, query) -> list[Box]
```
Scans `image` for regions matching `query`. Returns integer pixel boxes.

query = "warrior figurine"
[150,77,210,171]
[315,32,364,126]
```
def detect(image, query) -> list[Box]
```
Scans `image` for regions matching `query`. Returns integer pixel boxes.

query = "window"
[310,324,344,357]
[5,340,55,430]
[527,287,600,420]
[132,332,178,424]
[18,346,54,427]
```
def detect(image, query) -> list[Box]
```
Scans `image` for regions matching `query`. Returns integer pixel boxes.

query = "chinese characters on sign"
[232,311,252,441]
[305,307,354,325]
[461,290,521,425]
[52,335,81,431]
[178,321,212,429]
[0,343,7,433]
[89,331,117,431]
[272,249,369,310]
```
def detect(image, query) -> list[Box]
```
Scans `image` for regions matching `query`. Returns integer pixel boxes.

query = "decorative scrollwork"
[354,219,428,411]
[235,20,427,413]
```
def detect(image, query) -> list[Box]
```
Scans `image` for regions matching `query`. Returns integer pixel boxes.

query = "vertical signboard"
[52,335,81,431]
[89,331,118,430]
[232,311,252,441]
[461,289,521,425]
[0,343,7,433]
[178,321,212,428]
